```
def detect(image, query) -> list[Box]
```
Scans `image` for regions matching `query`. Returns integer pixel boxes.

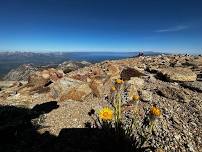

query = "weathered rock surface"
[121,67,145,80]
[157,85,190,103]
[48,77,91,102]
[139,90,153,102]
[58,60,91,74]
[59,83,92,102]
[157,67,197,82]
[127,77,144,100]
[181,81,202,92]
[101,62,120,79]
[18,68,64,95]
[128,77,144,89]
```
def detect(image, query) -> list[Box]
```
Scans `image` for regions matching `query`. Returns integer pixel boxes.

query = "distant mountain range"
[0,51,162,77]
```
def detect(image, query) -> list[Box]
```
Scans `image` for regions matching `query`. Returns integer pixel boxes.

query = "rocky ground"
[0,55,202,152]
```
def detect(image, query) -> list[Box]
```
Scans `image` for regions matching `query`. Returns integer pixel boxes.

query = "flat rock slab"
[181,81,202,92]
[157,86,190,103]
[157,67,197,82]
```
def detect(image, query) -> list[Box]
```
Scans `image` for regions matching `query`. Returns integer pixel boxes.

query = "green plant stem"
[114,91,122,137]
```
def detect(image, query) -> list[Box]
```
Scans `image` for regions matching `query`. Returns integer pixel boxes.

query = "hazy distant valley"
[0,51,161,77]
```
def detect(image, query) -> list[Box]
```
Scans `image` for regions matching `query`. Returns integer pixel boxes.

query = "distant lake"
[65,52,138,63]
[61,51,162,63]
[0,51,161,77]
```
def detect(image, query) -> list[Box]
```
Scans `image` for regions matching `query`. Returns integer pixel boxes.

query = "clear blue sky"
[0,0,202,54]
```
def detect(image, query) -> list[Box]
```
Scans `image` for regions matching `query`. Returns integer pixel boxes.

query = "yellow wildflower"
[110,86,116,92]
[99,107,113,121]
[132,95,140,101]
[115,79,124,84]
[150,105,161,117]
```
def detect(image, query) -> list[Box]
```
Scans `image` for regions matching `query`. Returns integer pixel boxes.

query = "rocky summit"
[0,55,202,152]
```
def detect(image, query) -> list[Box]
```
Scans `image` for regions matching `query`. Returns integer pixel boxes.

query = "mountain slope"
[0,55,201,152]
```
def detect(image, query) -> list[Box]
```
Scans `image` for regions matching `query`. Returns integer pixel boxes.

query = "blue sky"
[0,0,202,54]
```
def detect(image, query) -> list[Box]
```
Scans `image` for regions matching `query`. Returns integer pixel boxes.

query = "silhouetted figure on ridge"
[138,52,144,57]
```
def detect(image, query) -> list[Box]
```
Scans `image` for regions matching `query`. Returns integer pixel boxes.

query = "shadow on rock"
[0,101,58,152]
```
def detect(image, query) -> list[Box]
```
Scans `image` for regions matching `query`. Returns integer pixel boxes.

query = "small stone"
[128,77,144,89]
[174,134,181,140]
[187,143,195,152]
[139,90,153,102]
